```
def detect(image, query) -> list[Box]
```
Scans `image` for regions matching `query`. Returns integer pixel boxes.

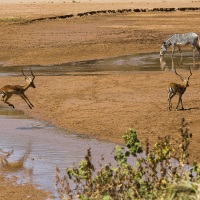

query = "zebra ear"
[162,41,166,46]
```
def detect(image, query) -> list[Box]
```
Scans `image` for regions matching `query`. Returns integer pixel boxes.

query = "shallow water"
[0,52,200,76]
[0,52,198,199]
[0,106,119,199]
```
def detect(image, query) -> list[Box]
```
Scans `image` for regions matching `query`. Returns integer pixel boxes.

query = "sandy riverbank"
[1,0,200,199]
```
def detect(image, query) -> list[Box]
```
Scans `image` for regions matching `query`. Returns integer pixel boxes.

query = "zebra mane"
[163,35,174,48]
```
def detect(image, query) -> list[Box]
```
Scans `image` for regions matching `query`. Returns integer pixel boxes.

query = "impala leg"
[168,93,172,111]
[4,95,14,109]
[168,93,175,111]
[23,94,34,108]
[1,94,5,102]
[20,94,33,109]
[176,98,180,110]
[180,97,184,110]
[176,95,184,110]
[1,91,5,99]
[168,98,172,111]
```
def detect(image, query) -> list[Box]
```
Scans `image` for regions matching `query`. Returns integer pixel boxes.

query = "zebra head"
[160,42,167,56]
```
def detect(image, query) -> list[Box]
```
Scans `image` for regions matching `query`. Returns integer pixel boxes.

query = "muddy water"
[0,106,119,199]
[0,52,200,76]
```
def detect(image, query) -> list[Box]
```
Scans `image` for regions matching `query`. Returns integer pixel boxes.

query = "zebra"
[160,32,200,57]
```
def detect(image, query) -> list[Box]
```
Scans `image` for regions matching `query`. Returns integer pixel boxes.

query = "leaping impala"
[0,68,36,109]
[167,67,192,111]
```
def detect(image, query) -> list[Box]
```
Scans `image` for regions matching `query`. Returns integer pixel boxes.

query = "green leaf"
[103,195,111,200]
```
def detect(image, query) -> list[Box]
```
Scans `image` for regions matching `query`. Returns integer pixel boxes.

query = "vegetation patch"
[56,118,200,199]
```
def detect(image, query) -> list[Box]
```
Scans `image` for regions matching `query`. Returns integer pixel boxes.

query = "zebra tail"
[197,35,200,48]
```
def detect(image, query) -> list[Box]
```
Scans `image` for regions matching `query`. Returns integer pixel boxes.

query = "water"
[0,52,198,199]
[0,52,200,76]
[0,106,118,199]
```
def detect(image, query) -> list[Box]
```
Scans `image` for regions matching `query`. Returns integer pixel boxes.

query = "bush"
[56,118,200,200]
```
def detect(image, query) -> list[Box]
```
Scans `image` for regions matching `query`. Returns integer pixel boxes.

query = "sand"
[1,0,200,199]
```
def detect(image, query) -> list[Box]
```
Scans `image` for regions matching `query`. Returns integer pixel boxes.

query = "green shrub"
[56,118,200,200]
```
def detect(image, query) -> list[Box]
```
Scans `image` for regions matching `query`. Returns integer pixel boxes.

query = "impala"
[167,68,192,111]
[0,68,36,109]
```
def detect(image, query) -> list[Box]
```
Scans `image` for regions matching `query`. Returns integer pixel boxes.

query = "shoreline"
[1,1,200,198]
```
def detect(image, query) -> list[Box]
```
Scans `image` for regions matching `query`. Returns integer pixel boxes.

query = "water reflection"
[160,54,200,71]
[0,108,119,199]
[0,53,161,76]
[0,52,200,76]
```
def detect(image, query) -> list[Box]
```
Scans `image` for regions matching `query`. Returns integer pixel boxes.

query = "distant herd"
[29,7,200,23]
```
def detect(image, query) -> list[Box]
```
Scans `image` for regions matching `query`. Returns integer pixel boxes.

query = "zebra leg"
[195,45,200,56]
[192,45,196,58]
[177,45,182,57]
[171,45,176,57]
[193,48,195,58]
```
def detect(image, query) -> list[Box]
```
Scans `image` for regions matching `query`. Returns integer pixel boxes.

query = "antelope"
[167,68,192,111]
[0,68,36,109]
[160,32,200,57]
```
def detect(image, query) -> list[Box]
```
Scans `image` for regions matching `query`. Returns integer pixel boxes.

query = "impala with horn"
[0,68,36,109]
[167,68,192,111]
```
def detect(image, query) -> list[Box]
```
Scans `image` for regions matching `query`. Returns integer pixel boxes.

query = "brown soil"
[0,175,51,200]
[1,1,200,199]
